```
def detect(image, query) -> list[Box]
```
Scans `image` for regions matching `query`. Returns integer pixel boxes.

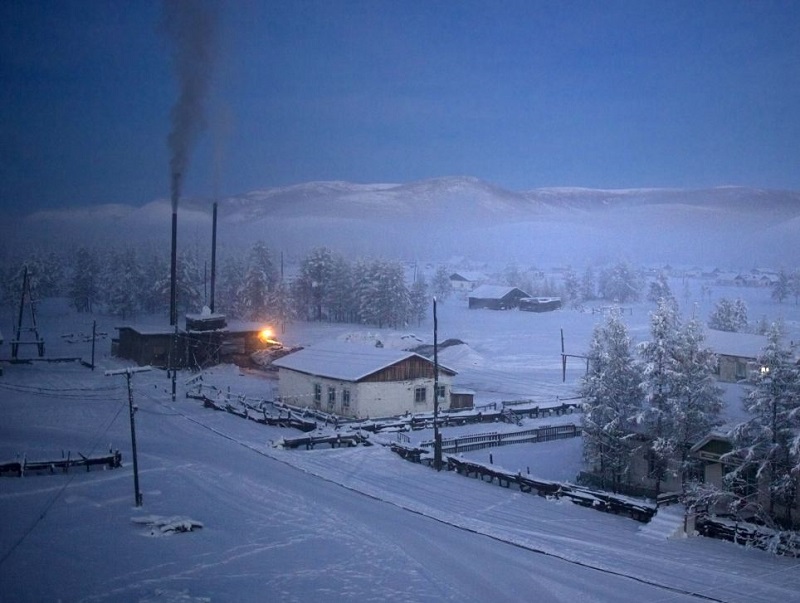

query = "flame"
[258,327,275,342]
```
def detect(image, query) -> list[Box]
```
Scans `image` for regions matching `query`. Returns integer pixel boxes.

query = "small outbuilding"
[114,312,269,369]
[519,297,562,313]
[272,341,457,419]
[468,285,530,310]
[449,271,487,292]
[703,329,767,382]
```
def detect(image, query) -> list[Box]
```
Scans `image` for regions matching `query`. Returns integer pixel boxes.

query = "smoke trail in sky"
[163,0,218,210]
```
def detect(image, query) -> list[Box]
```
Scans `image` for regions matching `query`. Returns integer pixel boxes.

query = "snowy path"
[2,293,800,602]
[2,369,798,602]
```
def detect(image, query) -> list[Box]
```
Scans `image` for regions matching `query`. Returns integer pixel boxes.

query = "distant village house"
[468,285,530,310]
[449,271,487,292]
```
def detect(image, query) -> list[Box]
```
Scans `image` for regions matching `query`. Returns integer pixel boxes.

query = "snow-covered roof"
[468,284,528,300]
[450,271,486,282]
[272,341,456,382]
[116,324,182,336]
[704,329,767,359]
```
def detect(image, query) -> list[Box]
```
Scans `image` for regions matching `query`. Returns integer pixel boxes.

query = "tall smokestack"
[210,201,217,313]
[163,0,217,324]
[170,172,181,326]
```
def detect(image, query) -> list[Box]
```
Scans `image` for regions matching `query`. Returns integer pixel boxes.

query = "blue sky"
[2,0,799,214]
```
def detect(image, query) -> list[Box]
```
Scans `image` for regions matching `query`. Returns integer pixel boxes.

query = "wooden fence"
[385,448,657,523]
[0,450,122,477]
[420,424,581,454]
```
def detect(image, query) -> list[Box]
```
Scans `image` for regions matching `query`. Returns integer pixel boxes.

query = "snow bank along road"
[1,362,799,602]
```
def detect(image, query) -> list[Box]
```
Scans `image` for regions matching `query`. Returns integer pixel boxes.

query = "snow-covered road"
[3,361,797,602]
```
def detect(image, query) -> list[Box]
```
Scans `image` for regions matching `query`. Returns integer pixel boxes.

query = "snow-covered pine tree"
[562,266,581,308]
[104,247,142,319]
[598,261,642,303]
[431,266,453,302]
[325,253,354,323]
[216,254,246,318]
[239,242,277,321]
[294,247,339,321]
[409,273,429,326]
[176,248,204,316]
[790,270,800,305]
[771,270,790,304]
[672,315,724,484]
[357,259,409,328]
[726,323,800,527]
[69,246,100,313]
[138,252,168,315]
[580,266,596,302]
[268,281,294,333]
[580,311,644,493]
[708,297,748,332]
[647,270,673,304]
[638,297,682,496]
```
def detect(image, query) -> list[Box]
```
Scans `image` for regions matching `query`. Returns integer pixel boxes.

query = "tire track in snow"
[164,403,731,603]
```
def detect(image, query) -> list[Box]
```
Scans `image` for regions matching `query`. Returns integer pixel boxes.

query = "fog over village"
[2,2,800,602]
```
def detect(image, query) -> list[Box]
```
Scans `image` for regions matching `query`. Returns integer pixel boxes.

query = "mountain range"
[7,176,800,267]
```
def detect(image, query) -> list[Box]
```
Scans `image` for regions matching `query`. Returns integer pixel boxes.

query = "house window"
[342,388,351,409]
[328,386,336,408]
[414,386,427,404]
[313,383,321,406]
[735,360,748,380]
[436,385,446,400]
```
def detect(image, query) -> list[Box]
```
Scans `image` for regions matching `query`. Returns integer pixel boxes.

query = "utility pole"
[105,366,151,507]
[90,320,96,371]
[433,297,442,471]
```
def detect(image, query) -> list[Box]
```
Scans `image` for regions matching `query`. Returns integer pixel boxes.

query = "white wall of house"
[277,368,453,419]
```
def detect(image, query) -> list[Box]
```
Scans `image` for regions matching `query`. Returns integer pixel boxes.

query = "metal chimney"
[169,172,180,326]
[210,201,217,313]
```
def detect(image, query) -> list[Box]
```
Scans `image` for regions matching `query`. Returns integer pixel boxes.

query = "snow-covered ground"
[1,281,799,602]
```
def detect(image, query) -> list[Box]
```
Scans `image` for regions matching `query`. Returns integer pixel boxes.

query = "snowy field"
[1,279,800,602]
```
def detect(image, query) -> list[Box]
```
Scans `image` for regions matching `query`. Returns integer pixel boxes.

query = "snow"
[271,341,454,382]
[467,284,526,299]
[2,283,800,602]
[704,329,769,359]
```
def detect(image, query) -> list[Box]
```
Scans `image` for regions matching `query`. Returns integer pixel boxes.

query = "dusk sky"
[2,0,800,215]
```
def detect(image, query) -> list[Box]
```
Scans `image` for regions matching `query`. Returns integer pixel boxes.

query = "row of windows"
[414,385,446,404]
[313,383,446,409]
[314,384,351,409]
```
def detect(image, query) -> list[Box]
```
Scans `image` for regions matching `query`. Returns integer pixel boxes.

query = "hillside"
[7,177,800,266]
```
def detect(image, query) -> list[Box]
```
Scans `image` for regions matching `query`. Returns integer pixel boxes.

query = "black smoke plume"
[163,0,218,210]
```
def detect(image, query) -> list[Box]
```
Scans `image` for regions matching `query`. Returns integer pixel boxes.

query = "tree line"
[0,244,446,330]
[581,296,800,529]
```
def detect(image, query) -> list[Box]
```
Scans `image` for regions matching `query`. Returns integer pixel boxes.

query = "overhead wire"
[0,391,129,570]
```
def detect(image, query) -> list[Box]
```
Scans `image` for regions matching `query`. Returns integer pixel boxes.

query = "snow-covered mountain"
[8,176,800,266]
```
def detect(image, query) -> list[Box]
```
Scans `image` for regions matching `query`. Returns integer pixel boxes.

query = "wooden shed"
[468,285,530,310]
[519,297,562,312]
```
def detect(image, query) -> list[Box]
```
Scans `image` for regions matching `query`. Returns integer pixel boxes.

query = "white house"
[272,341,457,419]
[449,271,487,292]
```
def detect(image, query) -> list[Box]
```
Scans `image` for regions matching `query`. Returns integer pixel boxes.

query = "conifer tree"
[105,247,142,319]
[409,274,429,326]
[639,298,682,495]
[431,266,453,302]
[708,297,748,332]
[580,311,644,492]
[727,323,800,527]
[69,247,100,313]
